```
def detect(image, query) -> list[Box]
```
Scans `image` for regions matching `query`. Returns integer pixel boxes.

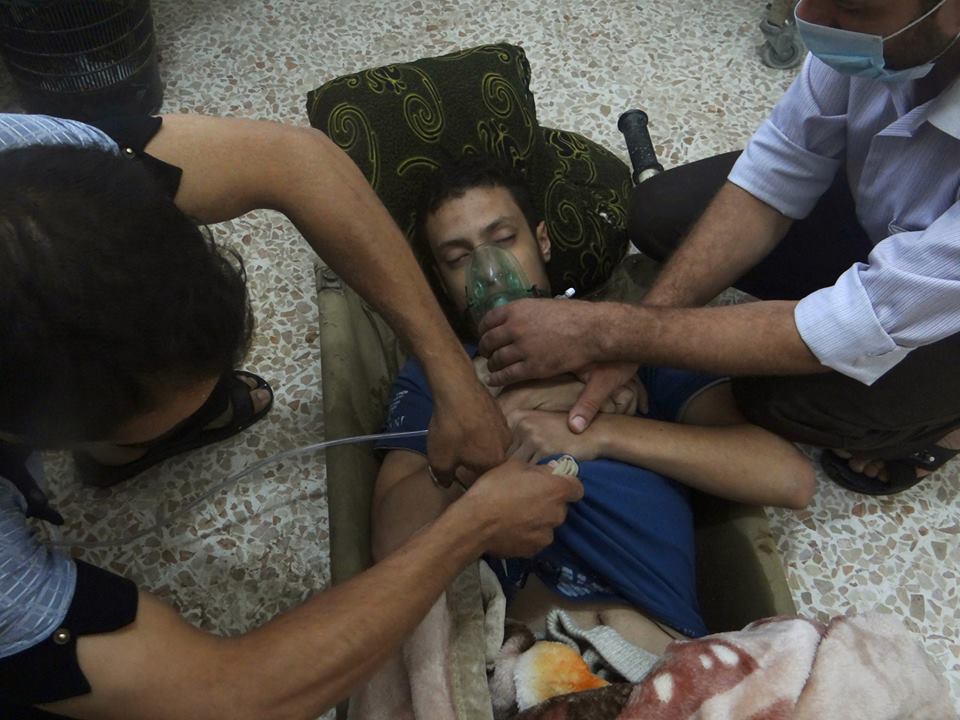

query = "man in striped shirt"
[478,0,960,497]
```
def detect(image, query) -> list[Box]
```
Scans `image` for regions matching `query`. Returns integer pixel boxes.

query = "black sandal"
[74,370,274,488]
[820,445,960,496]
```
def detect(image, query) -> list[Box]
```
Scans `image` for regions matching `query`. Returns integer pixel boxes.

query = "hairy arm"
[478,296,825,387]
[43,507,491,720]
[597,299,823,376]
[643,181,793,308]
[145,114,509,479]
[43,458,581,720]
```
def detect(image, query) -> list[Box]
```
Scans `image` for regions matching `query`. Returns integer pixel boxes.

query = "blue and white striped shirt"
[0,478,76,659]
[0,113,118,658]
[729,55,960,385]
[0,112,117,154]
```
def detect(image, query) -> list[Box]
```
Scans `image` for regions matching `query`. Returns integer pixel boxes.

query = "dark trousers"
[628,151,960,455]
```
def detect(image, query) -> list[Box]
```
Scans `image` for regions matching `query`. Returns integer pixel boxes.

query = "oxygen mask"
[464,243,539,326]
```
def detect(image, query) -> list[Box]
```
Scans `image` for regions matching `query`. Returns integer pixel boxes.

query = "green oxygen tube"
[464,243,538,326]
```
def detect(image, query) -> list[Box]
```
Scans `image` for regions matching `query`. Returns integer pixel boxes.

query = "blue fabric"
[0,113,118,155]
[0,478,76,659]
[376,346,719,637]
[0,113,115,659]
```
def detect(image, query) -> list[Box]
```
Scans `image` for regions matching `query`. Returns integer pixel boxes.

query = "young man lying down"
[372,157,815,647]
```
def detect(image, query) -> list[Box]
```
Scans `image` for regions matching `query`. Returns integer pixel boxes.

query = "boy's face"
[423,185,552,316]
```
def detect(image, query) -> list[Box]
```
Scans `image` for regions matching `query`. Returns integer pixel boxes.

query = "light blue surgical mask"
[796,0,960,82]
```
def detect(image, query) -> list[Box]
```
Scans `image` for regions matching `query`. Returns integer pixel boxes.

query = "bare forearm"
[595,300,824,376]
[225,500,487,719]
[51,507,487,720]
[644,182,792,308]
[592,415,814,508]
[150,115,473,392]
[52,461,577,720]
[264,127,474,390]
[264,126,509,473]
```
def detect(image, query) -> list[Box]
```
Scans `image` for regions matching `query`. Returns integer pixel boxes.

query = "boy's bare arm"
[509,383,815,510]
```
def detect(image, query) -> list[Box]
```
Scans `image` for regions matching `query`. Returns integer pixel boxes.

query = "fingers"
[424,426,462,487]
[511,438,536,464]
[557,472,584,502]
[567,374,615,433]
[499,528,556,559]
[568,364,643,432]
[455,465,478,489]
[485,345,526,374]
[477,323,512,359]
[474,461,582,558]
[508,413,543,463]
[486,362,532,388]
[476,303,509,339]
[526,463,584,503]
[425,443,457,483]
[430,392,511,479]
[553,475,583,504]
[611,385,638,416]
[507,439,524,461]
[635,380,649,414]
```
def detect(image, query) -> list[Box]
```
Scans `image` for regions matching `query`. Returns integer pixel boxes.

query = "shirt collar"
[928,74,960,138]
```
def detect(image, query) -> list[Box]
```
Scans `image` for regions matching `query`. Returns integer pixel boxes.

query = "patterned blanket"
[514,613,956,719]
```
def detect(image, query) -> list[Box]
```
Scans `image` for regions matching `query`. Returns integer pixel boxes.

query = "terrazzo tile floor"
[2,0,957,713]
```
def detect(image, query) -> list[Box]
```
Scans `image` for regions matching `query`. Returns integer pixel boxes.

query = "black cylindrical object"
[0,0,163,121]
[618,109,664,185]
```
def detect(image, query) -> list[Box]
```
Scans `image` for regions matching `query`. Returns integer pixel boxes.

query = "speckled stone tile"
[3,0,957,712]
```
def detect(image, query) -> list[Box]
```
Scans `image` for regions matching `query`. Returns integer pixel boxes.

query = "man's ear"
[536,221,552,263]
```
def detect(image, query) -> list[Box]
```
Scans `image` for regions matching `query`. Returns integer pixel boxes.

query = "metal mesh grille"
[0,0,162,119]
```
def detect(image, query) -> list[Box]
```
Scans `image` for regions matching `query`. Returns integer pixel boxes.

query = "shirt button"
[52,628,71,645]
[123,147,136,158]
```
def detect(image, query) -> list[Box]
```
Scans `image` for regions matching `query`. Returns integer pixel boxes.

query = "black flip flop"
[74,370,274,488]
[820,445,960,496]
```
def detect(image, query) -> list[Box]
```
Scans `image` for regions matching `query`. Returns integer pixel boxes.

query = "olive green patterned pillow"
[534,126,631,295]
[305,43,629,296]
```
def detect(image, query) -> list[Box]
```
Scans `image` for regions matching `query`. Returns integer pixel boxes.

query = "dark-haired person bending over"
[0,114,580,719]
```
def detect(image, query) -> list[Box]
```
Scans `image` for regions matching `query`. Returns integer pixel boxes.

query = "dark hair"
[411,155,540,337]
[413,155,539,248]
[0,146,254,445]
